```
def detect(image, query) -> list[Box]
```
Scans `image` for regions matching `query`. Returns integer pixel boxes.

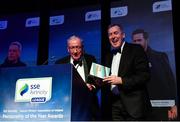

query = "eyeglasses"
[68,46,82,50]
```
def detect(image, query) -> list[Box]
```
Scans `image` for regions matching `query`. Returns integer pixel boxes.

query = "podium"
[0,64,92,121]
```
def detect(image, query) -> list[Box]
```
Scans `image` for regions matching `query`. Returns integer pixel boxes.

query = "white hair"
[67,35,84,46]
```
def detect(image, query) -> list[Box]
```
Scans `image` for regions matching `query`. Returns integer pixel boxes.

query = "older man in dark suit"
[102,24,151,120]
[55,35,100,120]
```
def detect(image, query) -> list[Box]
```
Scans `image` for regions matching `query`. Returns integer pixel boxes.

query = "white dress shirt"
[111,41,125,95]
[70,57,86,82]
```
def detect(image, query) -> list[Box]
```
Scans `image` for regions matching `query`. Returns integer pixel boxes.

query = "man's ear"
[123,33,125,39]
[67,47,70,53]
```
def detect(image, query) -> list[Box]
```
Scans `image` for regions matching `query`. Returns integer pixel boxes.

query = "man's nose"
[74,49,78,53]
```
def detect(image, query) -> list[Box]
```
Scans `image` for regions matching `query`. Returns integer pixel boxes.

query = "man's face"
[8,45,20,62]
[108,25,125,49]
[132,33,147,51]
[67,38,83,61]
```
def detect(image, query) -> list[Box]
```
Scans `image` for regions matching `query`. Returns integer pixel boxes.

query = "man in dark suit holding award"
[102,24,151,120]
[132,29,178,120]
[55,35,100,120]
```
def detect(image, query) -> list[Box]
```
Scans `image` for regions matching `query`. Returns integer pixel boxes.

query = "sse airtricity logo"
[20,83,29,96]
[15,77,52,103]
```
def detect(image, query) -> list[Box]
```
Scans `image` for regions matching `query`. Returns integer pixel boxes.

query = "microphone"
[42,56,56,65]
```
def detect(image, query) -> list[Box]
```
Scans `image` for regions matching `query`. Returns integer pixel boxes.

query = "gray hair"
[10,41,22,51]
[67,35,84,46]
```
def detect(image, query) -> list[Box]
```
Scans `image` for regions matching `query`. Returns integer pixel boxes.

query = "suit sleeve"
[121,46,150,91]
[86,55,101,92]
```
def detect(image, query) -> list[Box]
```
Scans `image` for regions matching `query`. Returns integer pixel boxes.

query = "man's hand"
[86,83,96,91]
[103,75,122,85]
[168,105,177,120]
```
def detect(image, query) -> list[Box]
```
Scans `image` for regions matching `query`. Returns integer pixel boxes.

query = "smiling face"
[108,25,125,49]
[67,37,83,61]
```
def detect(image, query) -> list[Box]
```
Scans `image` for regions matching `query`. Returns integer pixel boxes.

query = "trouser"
[111,94,145,121]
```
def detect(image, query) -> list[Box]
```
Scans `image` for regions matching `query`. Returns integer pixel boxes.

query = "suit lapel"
[106,53,113,68]
[118,43,129,75]
[82,56,89,82]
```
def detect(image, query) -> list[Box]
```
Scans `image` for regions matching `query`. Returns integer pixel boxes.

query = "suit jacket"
[55,53,100,120]
[0,58,26,68]
[146,47,177,102]
[102,42,151,119]
[55,53,96,83]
